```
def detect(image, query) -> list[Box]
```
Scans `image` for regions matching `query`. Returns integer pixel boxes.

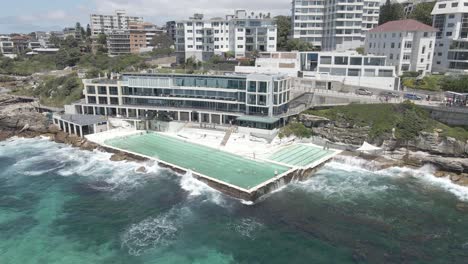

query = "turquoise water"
[1,138,468,263]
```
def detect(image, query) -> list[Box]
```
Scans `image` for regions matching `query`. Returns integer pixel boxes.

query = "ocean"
[1,137,468,263]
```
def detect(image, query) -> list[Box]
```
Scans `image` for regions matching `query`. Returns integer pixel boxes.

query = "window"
[350,57,362,65]
[248,81,256,92]
[86,86,96,94]
[452,2,458,7]
[420,58,424,63]
[423,32,428,37]
[422,46,426,54]
[258,82,267,93]
[389,53,393,60]
[334,56,348,65]
[404,41,412,49]
[320,56,332,64]
[391,43,395,48]
[438,4,446,8]
[446,32,452,36]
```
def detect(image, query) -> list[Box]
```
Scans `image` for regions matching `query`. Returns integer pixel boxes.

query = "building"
[402,0,435,17]
[10,35,31,54]
[65,72,295,130]
[0,36,16,58]
[447,39,468,72]
[107,30,131,56]
[52,114,109,138]
[129,22,164,54]
[235,51,399,91]
[90,10,143,36]
[292,0,381,51]
[175,10,277,62]
[166,21,176,41]
[364,19,437,75]
[431,0,468,72]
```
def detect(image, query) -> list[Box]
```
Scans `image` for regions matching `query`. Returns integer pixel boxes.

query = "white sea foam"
[228,218,264,240]
[313,156,468,202]
[179,171,228,206]
[121,207,191,256]
[2,137,159,199]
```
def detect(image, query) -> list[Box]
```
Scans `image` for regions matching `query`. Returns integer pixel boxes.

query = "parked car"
[355,88,373,96]
[404,93,423,100]
[379,91,400,98]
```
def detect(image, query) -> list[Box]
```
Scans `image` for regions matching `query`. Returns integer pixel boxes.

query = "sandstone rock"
[457,177,468,186]
[450,174,462,182]
[110,153,126,162]
[136,166,147,173]
[456,203,468,212]
[434,171,446,178]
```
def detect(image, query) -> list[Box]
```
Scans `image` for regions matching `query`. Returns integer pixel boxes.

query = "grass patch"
[402,74,443,92]
[279,122,312,139]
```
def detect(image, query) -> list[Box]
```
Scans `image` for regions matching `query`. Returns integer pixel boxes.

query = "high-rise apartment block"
[175,10,277,62]
[292,0,380,51]
[90,10,143,36]
[431,0,468,72]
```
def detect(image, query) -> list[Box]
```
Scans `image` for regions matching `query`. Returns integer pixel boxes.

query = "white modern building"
[235,51,399,90]
[402,0,435,17]
[65,73,296,130]
[90,10,143,36]
[365,19,437,75]
[175,10,277,62]
[431,0,468,72]
[0,36,16,58]
[292,0,381,51]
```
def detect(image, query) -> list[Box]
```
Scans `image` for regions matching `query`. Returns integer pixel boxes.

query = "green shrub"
[279,122,312,139]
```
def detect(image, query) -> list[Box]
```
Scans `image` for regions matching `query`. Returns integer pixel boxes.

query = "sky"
[0,0,292,34]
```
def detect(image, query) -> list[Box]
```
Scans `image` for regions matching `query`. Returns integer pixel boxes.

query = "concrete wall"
[424,106,468,126]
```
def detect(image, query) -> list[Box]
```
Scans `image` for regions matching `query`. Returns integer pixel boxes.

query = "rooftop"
[60,114,107,126]
[368,19,438,33]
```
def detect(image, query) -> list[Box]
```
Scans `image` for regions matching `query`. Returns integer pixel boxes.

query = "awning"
[357,142,382,152]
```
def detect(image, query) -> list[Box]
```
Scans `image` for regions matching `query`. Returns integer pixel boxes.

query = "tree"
[48,35,62,48]
[356,47,365,55]
[86,24,92,37]
[285,39,315,51]
[152,33,173,49]
[275,15,291,51]
[379,0,404,25]
[63,35,78,49]
[409,2,436,25]
[97,34,107,45]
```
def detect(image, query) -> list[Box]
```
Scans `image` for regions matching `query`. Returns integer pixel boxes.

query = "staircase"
[220,127,234,146]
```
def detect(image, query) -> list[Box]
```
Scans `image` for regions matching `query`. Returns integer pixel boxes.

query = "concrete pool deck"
[87,128,340,201]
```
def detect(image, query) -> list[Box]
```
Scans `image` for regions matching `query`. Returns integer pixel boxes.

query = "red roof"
[368,19,437,33]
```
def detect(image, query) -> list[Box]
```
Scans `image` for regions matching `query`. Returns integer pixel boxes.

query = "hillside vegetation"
[304,102,468,141]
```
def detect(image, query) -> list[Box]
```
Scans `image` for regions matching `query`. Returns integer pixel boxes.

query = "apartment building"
[431,0,468,72]
[107,31,131,56]
[175,10,277,62]
[90,10,143,36]
[0,36,15,58]
[235,51,399,90]
[402,0,435,17]
[365,19,437,75]
[10,35,31,54]
[292,0,380,51]
[66,73,294,129]
[166,21,177,41]
[128,22,162,54]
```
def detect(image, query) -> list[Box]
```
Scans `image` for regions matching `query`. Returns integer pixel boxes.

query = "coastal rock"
[450,174,462,182]
[136,166,147,173]
[456,203,468,212]
[110,153,126,162]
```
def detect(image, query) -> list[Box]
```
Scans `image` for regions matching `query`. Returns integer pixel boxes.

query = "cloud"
[93,0,290,25]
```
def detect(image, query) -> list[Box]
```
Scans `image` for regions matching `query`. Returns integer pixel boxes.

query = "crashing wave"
[121,207,191,256]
